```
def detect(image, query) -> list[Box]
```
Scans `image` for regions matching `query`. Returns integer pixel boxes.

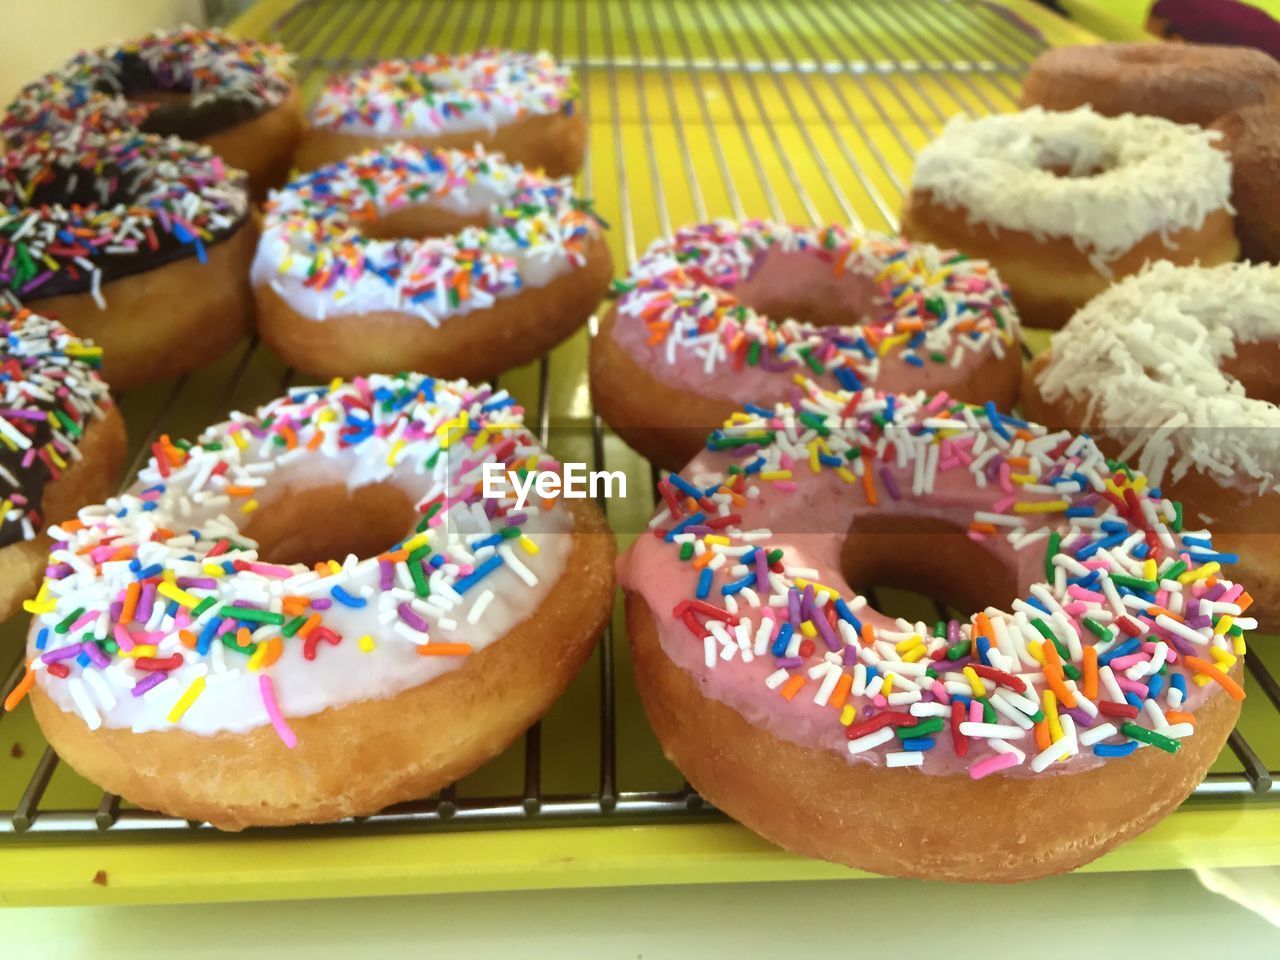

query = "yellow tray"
[3,0,1279,908]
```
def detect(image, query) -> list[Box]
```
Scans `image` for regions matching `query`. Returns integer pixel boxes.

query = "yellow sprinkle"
[758,470,793,481]
[328,377,343,392]
[795,577,841,597]
[1210,647,1237,669]
[519,535,540,555]
[1008,473,1035,484]
[402,532,431,553]
[1044,690,1063,742]
[202,564,225,578]
[808,443,821,473]
[881,674,895,697]
[231,432,248,450]
[241,499,259,514]
[1143,559,1158,582]
[1214,615,1235,636]
[247,643,269,672]
[48,447,67,470]
[800,620,817,638]
[166,676,207,723]
[1234,635,1247,656]
[895,636,923,654]
[359,635,375,653]
[963,665,986,698]
[471,428,491,452]
[1027,639,1045,665]
[327,560,342,574]
[703,534,730,546]
[1014,500,1069,514]
[157,581,199,608]
[317,408,338,423]
[23,580,55,615]
[1178,562,1220,584]
[840,704,857,726]
[1193,674,1212,687]
[837,467,857,484]
[121,645,158,659]
[386,438,405,467]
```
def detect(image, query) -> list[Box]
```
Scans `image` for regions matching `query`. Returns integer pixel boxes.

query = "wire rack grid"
[1,0,1278,847]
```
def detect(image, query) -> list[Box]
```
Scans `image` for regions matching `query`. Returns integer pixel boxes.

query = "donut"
[1020,42,1280,127]
[2,26,300,199]
[590,221,1022,472]
[902,107,1238,329]
[0,131,256,389]
[1024,260,1280,626]
[8,373,615,830]
[294,50,584,177]
[1211,104,1280,263]
[252,142,611,382]
[0,304,124,622]
[618,378,1250,881]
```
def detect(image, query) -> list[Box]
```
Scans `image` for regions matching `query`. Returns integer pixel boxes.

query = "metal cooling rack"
[2,0,1278,841]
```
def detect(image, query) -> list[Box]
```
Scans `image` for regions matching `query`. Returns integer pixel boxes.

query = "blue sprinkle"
[453,554,504,594]
[1094,740,1139,757]
[833,367,863,391]
[35,628,49,650]
[197,617,222,655]
[134,563,164,580]
[667,474,702,499]
[665,512,706,543]
[1171,674,1187,698]
[834,598,861,630]
[899,737,935,751]
[984,401,1011,440]
[76,651,91,668]
[330,585,367,609]
[1124,691,1145,710]
[771,622,795,657]
[1147,674,1165,699]
[1098,637,1141,667]
[721,572,756,596]
[696,568,713,600]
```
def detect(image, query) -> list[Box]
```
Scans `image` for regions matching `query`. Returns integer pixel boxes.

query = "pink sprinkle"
[930,679,950,704]
[968,700,983,723]
[774,481,799,493]
[969,751,1019,780]
[992,494,1015,514]
[247,562,293,578]
[259,675,297,749]
[113,624,135,652]
[71,611,97,632]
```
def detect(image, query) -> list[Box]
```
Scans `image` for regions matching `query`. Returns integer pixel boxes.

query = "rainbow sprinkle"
[612,220,1018,383]
[0,303,111,548]
[624,379,1250,777]
[309,50,574,136]
[0,131,249,306]
[253,143,604,323]
[11,374,573,744]
[2,26,294,142]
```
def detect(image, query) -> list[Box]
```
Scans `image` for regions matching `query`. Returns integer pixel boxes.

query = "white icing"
[1036,260,1280,494]
[911,106,1232,265]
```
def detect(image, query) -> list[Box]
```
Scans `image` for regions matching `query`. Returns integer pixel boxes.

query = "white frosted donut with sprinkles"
[295,50,585,178]
[619,379,1249,881]
[13,373,615,830]
[252,142,612,382]
[1025,260,1280,625]
[902,106,1239,329]
[590,220,1022,471]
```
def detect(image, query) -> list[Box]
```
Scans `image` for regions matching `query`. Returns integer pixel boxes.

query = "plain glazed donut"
[0,132,255,389]
[294,50,584,178]
[0,304,124,622]
[11,373,615,830]
[252,143,611,382]
[1023,260,1280,626]
[2,26,301,200]
[1211,104,1280,263]
[590,221,1022,472]
[618,379,1251,881]
[1020,42,1280,127]
[902,107,1238,329]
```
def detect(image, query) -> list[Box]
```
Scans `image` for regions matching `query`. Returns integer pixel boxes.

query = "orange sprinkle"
[861,466,877,506]
[1083,646,1099,701]
[224,485,256,497]
[236,627,253,648]
[1166,710,1196,726]
[281,596,310,617]
[1033,717,1051,751]
[297,614,322,639]
[60,518,84,533]
[969,522,997,535]
[829,672,853,710]
[1238,592,1254,613]
[779,674,806,701]
[1147,605,1183,623]
[307,431,324,451]
[259,637,284,669]
[415,643,473,657]
[380,549,409,563]
[120,582,141,624]
[279,425,298,450]
[1184,657,1246,701]
[3,666,34,712]
[860,622,876,647]
[693,550,716,570]
[178,629,198,649]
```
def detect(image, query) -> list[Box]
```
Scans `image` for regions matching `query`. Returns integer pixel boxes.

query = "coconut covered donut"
[902,107,1238,329]
[618,378,1250,881]
[590,221,1022,472]
[2,26,301,199]
[1211,105,1280,264]
[9,373,614,830]
[1020,42,1280,127]
[0,131,255,389]
[0,304,124,622]
[295,50,584,178]
[252,142,611,381]
[1024,260,1280,626]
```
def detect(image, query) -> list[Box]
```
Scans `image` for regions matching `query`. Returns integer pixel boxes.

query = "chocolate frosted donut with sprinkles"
[252,143,611,382]
[590,221,1022,472]
[295,50,585,178]
[11,373,614,830]
[2,26,301,198]
[1025,260,1280,627]
[902,106,1238,329]
[0,131,255,389]
[0,304,124,622]
[619,380,1250,881]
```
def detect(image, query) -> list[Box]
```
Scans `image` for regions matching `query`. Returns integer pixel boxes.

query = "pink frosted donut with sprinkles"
[12,373,615,830]
[0,303,125,622]
[1,26,301,198]
[295,49,585,178]
[252,142,612,382]
[590,220,1023,471]
[619,379,1250,881]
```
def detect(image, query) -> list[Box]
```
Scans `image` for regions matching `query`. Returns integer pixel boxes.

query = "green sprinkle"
[55,607,85,635]
[218,605,285,625]
[281,615,308,638]
[1044,531,1061,582]
[1121,722,1180,754]
[679,542,694,561]
[902,718,944,738]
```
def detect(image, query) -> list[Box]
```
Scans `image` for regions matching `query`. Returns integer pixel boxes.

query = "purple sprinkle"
[137,582,157,623]
[774,656,804,669]
[842,645,859,666]
[787,588,802,628]
[878,466,901,501]
[397,602,429,633]
[41,645,83,664]
[131,673,166,697]
[753,549,770,595]
[311,598,332,611]
[379,560,394,591]
[82,643,110,669]
[813,607,841,651]
[177,577,218,590]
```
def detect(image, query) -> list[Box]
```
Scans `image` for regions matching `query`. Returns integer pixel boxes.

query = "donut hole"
[730,249,879,328]
[242,481,416,568]
[839,514,1019,621]
[359,204,492,242]
[1222,340,1280,406]
[1034,142,1117,179]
